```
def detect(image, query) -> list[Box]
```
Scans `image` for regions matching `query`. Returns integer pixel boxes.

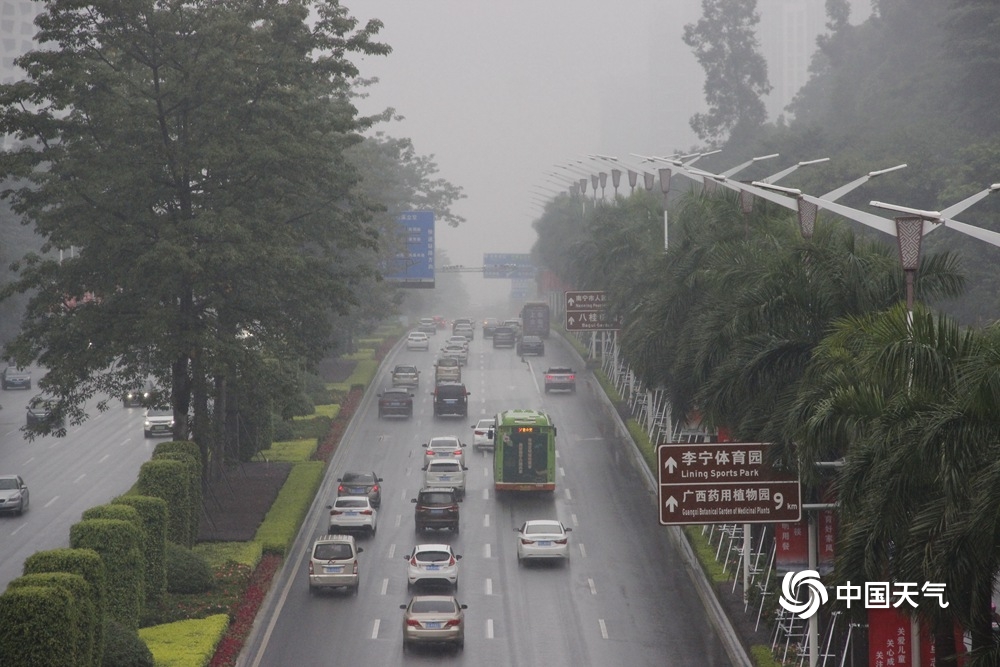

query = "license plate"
[439,475,451,481]
[429,509,444,514]
[345,511,358,517]
[349,488,364,494]
[427,565,440,571]
[426,622,442,629]
[538,541,553,546]
[323,566,343,573]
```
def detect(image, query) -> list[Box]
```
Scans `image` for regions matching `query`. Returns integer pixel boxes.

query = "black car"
[338,471,383,508]
[432,382,469,418]
[26,395,63,429]
[377,387,414,418]
[516,335,545,356]
[1,366,31,391]
[492,326,516,348]
[411,487,460,532]
[482,318,500,338]
[123,378,160,407]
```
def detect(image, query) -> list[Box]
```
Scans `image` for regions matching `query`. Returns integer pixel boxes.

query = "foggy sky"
[350,1,871,303]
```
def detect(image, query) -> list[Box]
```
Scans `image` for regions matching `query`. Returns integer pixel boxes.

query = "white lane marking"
[482,467,488,478]
[599,619,608,639]
[579,543,587,558]
[387,544,396,560]
[371,619,381,639]
[400,489,407,501]
[559,466,565,477]
[44,496,59,508]
[564,488,572,500]
[394,514,401,528]
[98,454,109,463]
[23,456,35,466]
[12,524,26,536]
[482,488,489,500]
[571,514,579,527]
[380,578,388,595]
[484,543,491,559]
[73,474,86,484]
[120,439,130,447]
[487,619,494,639]
[588,578,597,595]
[485,578,493,595]
[483,514,490,528]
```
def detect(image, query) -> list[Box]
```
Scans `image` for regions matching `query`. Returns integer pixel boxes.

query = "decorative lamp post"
[599,171,608,200]
[628,170,638,193]
[611,169,622,197]
[659,167,672,250]
[590,174,599,202]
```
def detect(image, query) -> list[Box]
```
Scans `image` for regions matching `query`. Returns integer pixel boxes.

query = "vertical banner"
[868,607,911,667]
[384,211,435,288]
[918,620,967,667]
[818,509,837,575]
[775,519,810,573]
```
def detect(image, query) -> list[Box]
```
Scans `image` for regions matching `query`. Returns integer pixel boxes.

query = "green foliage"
[152,447,202,547]
[164,543,215,595]
[192,542,263,571]
[253,461,325,555]
[683,526,730,584]
[750,644,782,667]
[625,418,657,472]
[113,495,169,606]
[103,618,155,667]
[259,439,318,462]
[8,573,97,667]
[137,459,192,547]
[281,415,331,441]
[330,358,378,392]
[138,614,229,667]
[83,502,143,527]
[0,585,79,667]
[70,518,145,629]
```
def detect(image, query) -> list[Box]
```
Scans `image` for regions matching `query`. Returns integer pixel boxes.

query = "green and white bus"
[492,409,557,492]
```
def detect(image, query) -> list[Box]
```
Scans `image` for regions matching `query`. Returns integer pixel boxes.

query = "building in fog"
[1,1,40,150]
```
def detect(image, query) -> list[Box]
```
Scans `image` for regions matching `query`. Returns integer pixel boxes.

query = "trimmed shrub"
[23,547,107,663]
[165,542,214,594]
[70,518,145,629]
[139,613,229,667]
[283,414,331,440]
[253,461,325,554]
[137,459,191,546]
[103,617,155,667]
[8,572,95,667]
[113,495,169,605]
[153,452,201,546]
[258,439,317,462]
[0,585,79,667]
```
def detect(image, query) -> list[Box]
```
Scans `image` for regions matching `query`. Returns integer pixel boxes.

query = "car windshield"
[335,498,369,508]
[435,386,466,398]
[395,366,417,373]
[525,522,563,535]
[419,492,454,505]
[313,543,353,560]
[342,472,374,484]
[415,550,451,563]
[436,358,459,367]
[429,462,461,472]
[410,599,457,614]
[0,478,19,490]
[428,438,459,449]
[148,408,172,417]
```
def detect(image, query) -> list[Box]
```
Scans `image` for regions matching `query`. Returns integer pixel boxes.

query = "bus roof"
[495,408,554,427]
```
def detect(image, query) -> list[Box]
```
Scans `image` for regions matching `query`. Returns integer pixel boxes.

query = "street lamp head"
[869,201,942,220]
[867,163,907,177]
[752,153,780,162]
[990,183,1000,192]
[798,157,830,167]
[751,181,802,196]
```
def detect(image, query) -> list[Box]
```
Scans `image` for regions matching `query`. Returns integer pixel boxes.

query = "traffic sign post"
[658,442,801,525]
[565,290,623,331]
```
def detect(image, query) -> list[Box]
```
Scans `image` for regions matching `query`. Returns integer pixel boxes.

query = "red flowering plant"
[313,386,363,462]
[208,553,282,667]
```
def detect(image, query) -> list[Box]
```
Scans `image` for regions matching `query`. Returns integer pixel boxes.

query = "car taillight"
[448,555,456,566]
[337,485,345,494]
[453,450,462,456]
[406,619,421,627]
[352,562,359,575]
[568,374,575,380]
[545,375,553,381]
[308,562,314,575]
[520,538,534,545]
[330,510,342,516]
[410,556,418,566]
[445,619,462,628]
[360,509,372,515]
[474,430,485,435]
[554,538,568,544]
[371,485,379,493]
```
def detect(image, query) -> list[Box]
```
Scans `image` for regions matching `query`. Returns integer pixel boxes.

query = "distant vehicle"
[0,474,29,515]
[405,544,461,590]
[502,319,522,336]
[26,395,64,429]
[432,382,469,418]
[308,534,362,595]
[482,318,500,338]
[411,487,461,533]
[434,357,462,384]
[406,332,430,351]
[1,367,31,391]
[493,408,557,492]
[423,435,467,467]
[400,595,467,651]
[452,322,474,341]
[417,318,437,335]
[337,471,383,508]
[143,407,174,438]
[445,335,470,351]
[520,301,551,338]
[433,315,448,330]
[440,344,468,366]
[123,377,159,407]
[516,335,545,356]
[471,418,495,450]
[392,364,421,388]
[377,387,414,419]
[423,458,467,499]
[515,519,572,565]
[327,496,378,537]
[543,367,576,393]
[492,326,516,349]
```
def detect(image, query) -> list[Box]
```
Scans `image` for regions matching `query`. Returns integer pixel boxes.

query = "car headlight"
[143,420,151,427]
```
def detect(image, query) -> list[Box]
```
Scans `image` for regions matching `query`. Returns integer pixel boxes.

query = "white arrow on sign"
[665,496,679,512]
[664,456,677,473]
[568,316,577,326]
[568,296,577,307]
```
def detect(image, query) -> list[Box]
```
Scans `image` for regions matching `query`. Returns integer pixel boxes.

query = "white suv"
[423,459,467,499]
[308,535,362,595]
[327,496,378,537]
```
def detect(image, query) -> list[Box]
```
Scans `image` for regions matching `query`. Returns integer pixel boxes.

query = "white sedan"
[440,343,468,366]
[406,331,430,351]
[471,419,494,450]
[405,544,462,589]
[327,496,378,537]
[515,520,572,565]
[446,335,470,351]
[423,436,467,467]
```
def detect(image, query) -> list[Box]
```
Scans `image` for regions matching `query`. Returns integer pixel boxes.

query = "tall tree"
[682,0,772,146]
[0,0,389,466]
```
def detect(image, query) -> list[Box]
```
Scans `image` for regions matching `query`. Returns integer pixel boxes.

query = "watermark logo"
[779,570,828,619]
[778,570,950,620]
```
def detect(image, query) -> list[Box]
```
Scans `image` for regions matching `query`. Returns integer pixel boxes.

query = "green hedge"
[259,439,317,462]
[253,461,325,555]
[7,573,97,667]
[330,358,377,392]
[113,495,169,605]
[153,442,203,547]
[193,541,262,571]
[137,459,191,547]
[139,613,229,667]
[0,585,79,667]
[70,518,145,629]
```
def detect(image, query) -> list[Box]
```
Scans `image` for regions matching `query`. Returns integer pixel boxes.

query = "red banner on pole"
[775,519,809,572]
[868,607,911,667]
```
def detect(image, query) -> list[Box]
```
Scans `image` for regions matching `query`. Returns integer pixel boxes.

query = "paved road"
[240,332,736,667]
